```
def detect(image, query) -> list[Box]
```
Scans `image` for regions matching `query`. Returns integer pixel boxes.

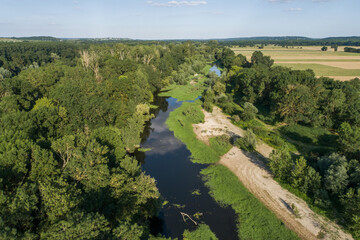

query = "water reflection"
[137,96,238,240]
[209,65,221,76]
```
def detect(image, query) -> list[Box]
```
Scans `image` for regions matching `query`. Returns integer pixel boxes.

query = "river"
[136,66,238,239]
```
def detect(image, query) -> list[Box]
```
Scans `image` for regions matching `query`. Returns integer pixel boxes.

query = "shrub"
[234,130,257,152]
[241,102,258,121]
[232,115,240,123]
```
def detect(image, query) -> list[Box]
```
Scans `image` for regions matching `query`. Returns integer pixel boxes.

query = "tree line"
[344,47,360,53]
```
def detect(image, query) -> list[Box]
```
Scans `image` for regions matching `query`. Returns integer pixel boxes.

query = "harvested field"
[276,61,360,69]
[231,46,360,80]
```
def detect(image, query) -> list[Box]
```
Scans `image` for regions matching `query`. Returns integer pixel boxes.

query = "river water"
[137,67,238,240]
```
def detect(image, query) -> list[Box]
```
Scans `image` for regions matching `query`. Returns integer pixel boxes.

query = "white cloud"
[146,1,208,7]
[285,7,303,11]
[267,0,292,3]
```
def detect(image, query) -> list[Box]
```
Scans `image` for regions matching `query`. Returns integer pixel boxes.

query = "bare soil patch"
[193,106,353,240]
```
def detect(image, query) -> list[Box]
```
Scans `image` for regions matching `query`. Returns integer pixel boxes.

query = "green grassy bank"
[164,97,299,239]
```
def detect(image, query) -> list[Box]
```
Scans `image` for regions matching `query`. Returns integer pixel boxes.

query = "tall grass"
[159,78,206,101]
[280,124,337,147]
[201,165,299,240]
[183,224,218,240]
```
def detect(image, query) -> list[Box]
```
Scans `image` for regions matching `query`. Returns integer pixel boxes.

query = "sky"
[0,0,359,39]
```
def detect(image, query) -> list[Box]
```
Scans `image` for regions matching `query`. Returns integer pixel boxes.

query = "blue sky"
[0,0,359,39]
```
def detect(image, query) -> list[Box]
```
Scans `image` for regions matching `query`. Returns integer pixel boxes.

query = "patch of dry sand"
[193,106,353,240]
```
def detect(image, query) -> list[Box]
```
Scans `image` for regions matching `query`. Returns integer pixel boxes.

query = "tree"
[291,156,307,190]
[40,211,110,240]
[234,129,257,152]
[203,88,215,112]
[268,148,293,181]
[321,46,328,51]
[241,102,258,121]
[304,166,321,196]
[337,122,360,160]
[251,51,274,68]
[213,81,225,96]
[320,153,349,195]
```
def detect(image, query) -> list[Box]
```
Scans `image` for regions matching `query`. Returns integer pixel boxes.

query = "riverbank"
[193,105,354,240]
[166,100,300,239]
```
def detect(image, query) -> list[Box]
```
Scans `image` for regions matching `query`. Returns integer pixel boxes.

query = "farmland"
[231,45,360,81]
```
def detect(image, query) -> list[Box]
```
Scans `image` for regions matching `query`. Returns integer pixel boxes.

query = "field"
[231,45,360,81]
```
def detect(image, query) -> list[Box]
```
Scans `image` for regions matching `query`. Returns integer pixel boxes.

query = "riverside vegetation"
[1,39,359,239]
[201,47,360,238]
[0,40,221,239]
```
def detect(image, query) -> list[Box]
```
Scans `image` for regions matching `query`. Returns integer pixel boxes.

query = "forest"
[202,47,360,238]
[0,40,219,239]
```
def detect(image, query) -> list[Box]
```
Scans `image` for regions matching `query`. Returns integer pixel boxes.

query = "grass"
[203,64,212,75]
[275,63,360,76]
[183,224,218,240]
[279,124,338,147]
[159,77,206,101]
[166,102,231,164]
[201,165,299,240]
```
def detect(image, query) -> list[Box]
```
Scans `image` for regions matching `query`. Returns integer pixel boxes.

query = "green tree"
[268,148,293,181]
[241,102,258,121]
[291,156,307,190]
[337,122,360,160]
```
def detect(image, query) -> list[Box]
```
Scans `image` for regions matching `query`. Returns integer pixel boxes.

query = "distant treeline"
[344,47,360,53]
[0,42,81,76]
[214,37,360,47]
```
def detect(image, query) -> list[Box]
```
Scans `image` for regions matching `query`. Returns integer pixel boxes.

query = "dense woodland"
[0,41,219,239]
[203,47,360,237]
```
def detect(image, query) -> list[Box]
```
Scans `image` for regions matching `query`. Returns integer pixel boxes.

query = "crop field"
[231,45,360,81]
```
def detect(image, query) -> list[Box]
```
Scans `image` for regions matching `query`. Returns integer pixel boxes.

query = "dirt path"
[193,107,353,240]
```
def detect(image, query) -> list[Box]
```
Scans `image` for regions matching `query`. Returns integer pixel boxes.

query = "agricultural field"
[231,45,360,81]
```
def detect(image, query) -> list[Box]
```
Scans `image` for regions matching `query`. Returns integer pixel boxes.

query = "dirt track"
[193,107,353,240]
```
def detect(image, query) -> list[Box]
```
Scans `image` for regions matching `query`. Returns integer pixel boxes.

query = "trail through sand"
[193,107,353,240]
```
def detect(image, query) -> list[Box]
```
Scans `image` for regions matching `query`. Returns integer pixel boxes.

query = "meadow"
[231,45,360,81]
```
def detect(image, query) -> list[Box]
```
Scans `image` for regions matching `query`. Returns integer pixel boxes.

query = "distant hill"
[10,36,59,41]
[217,36,312,41]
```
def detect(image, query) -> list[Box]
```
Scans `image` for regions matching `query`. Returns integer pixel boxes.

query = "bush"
[209,135,232,156]
[232,115,240,123]
[241,102,258,121]
[203,100,213,112]
[234,130,257,152]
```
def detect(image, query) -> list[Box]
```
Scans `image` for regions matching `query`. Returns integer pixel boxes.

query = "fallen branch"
[180,212,198,225]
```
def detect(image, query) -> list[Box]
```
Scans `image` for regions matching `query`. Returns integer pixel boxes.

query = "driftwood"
[180,212,197,225]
